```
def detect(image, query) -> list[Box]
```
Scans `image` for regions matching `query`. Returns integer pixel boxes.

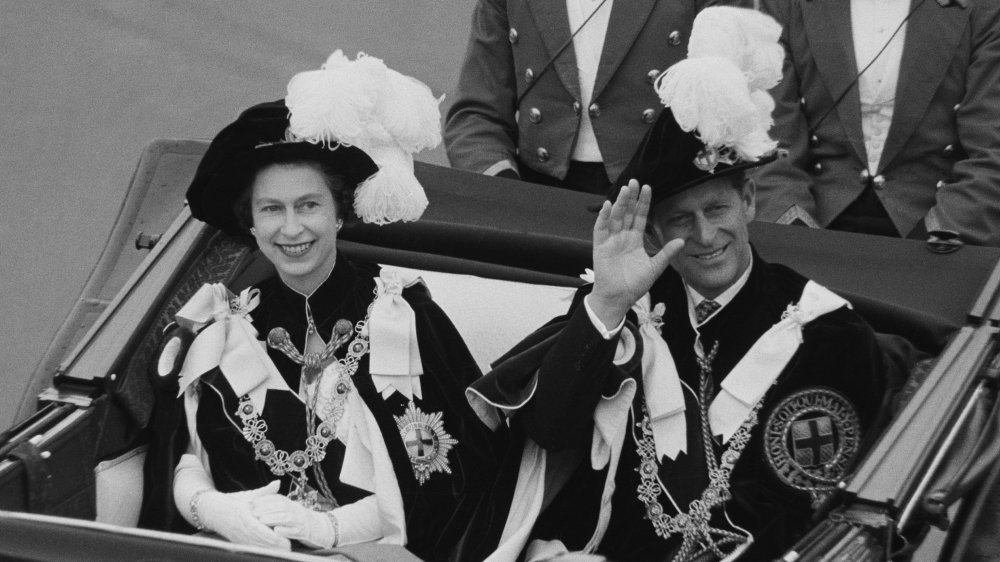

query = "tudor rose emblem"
[394,402,458,485]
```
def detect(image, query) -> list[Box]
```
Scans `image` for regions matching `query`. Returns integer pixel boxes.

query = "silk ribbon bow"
[369,269,425,400]
[175,283,288,411]
[634,295,688,460]
[708,281,848,442]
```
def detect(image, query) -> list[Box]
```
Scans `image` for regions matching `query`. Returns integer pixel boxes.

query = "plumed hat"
[187,50,442,236]
[612,7,783,204]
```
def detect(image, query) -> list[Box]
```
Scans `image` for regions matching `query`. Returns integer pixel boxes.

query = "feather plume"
[687,7,784,92]
[283,50,442,224]
[353,144,428,224]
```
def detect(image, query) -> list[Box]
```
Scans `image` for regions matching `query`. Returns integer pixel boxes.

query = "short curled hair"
[232,155,357,233]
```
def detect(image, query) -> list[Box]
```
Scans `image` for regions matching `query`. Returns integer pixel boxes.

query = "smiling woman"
[248,164,346,295]
[146,51,508,560]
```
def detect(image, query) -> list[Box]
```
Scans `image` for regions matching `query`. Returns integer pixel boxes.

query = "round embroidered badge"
[764,388,861,492]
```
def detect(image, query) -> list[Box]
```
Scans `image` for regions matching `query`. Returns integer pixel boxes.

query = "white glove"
[192,481,292,550]
[252,493,337,549]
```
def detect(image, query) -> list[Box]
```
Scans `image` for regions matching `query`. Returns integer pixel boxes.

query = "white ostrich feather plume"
[283,50,442,224]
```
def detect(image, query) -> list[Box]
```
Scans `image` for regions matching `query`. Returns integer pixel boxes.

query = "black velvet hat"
[186,50,444,236]
[610,6,785,206]
[186,100,377,237]
[612,108,779,206]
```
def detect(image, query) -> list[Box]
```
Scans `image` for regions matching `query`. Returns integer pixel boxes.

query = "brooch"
[764,387,861,499]
[394,402,458,485]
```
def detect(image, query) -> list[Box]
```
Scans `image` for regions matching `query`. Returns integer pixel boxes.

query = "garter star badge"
[394,402,458,485]
[764,388,860,494]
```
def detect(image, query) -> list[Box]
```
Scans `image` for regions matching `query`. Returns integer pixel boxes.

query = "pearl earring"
[250,227,257,235]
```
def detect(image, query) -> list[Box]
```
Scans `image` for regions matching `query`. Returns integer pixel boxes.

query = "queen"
[163,51,503,560]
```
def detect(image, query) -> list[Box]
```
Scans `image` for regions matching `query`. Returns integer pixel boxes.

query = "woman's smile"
[276,241,315,257]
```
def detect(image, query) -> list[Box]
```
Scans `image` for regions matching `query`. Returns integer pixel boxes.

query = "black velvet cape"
[142,259,506,561]
[470,251,891,561]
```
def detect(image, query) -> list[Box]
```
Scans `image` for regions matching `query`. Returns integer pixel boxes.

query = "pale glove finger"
[234,513,293,551]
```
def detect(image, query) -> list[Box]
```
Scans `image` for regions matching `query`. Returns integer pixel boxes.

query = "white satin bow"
[369,268,425,400]
[175,283,289,411]
[633,295,689,460]
[708,281,848,442]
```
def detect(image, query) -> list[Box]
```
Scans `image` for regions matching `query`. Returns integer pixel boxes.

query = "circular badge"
[764,388,861,492]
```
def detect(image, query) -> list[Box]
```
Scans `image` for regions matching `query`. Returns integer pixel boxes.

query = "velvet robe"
[472,252,889,560]
[147,259,505,561]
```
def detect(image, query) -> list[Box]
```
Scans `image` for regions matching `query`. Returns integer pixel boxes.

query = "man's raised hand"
[589,180,683,328]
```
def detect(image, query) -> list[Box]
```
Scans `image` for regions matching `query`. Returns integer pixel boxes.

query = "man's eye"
[258,205,281,213]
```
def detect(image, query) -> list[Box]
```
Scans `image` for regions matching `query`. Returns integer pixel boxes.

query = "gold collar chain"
[634,343,761,561]
[235,290,376,510]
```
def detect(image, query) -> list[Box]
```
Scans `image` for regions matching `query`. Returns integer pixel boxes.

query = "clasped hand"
[197,481,335,550]
[589,180,684,328]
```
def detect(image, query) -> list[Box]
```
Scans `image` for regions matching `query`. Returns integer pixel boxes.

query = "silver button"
[588,103,601,118]
[573,101,581,115]
[525,68,534,84]
[536,147,550,162]
[508,28,518,44]
[642,108,656,124]
[954,103,962,112]
[936,180,946,189]
[859,169,871,182]
[528,107,542,124]
[943,144,955,157]
[873,175,886,190]
[809,135,820,148]
[799,97,807,110]
[647,69,660,84]
[668,30,682,46]
[811,162,823,175]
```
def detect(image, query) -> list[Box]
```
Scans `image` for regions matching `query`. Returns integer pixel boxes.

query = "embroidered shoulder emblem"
[394,402,458,485]
[764,388,860,495]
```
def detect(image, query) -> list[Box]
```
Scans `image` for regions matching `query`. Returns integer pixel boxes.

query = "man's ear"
[742,177,757,221]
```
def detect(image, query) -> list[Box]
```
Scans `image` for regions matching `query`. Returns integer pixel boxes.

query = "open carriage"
[2,139,1000,561]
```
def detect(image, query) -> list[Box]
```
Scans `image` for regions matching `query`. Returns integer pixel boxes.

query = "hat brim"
[649,151,778,206]
[185,101,378,237]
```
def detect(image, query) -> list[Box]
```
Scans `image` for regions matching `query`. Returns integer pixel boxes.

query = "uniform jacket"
[469,253,888,560]
[752,0,1000,245]
[444,0,715,182]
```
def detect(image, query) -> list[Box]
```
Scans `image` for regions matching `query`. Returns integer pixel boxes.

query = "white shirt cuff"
[583,294,625,340]
[483,159,518,177]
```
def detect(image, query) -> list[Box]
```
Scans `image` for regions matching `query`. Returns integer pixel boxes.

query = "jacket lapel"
[879,0,968,171]
[801,0,867,165]
[526,1,581,99]
[592,0,657,99]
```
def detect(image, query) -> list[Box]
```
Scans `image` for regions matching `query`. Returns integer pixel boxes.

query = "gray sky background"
[0,1,474,427]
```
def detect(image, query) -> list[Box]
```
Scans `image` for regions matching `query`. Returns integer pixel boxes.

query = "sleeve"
[798,307,888,442]
[921,4,1000,246]
[173,450,216,529]
[750,0,820,224]
[468,288,624,451]
[443,0,520,176]
[332,496,383,546]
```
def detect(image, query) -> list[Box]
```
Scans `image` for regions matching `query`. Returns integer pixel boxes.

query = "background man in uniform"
[467,9,892,560]
[444,0,718,195]
[751,0,1000,246]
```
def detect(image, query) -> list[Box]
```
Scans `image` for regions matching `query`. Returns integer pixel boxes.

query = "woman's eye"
[300,201,321,210]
